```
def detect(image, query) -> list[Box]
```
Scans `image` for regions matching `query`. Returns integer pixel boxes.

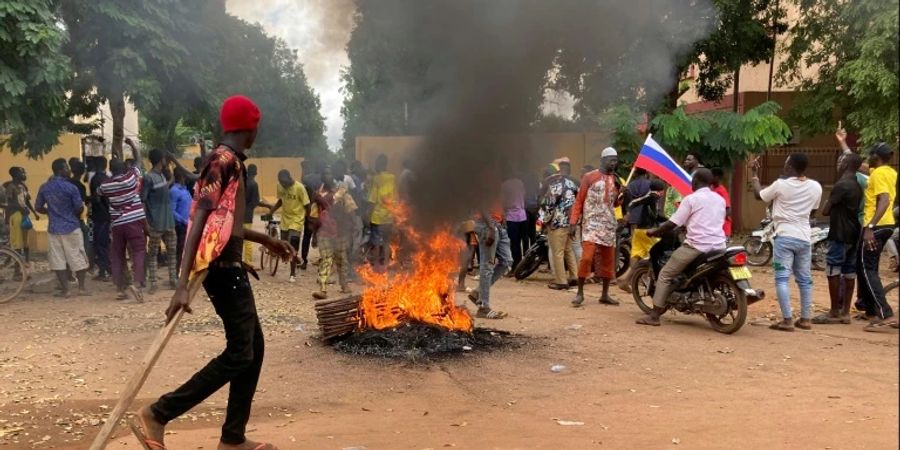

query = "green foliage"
[650,101,791,168]
[596,105,644,169]
[0,0,80,157]
[779,0,899,146]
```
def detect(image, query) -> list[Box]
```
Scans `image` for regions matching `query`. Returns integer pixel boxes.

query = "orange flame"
[358,202,474,332]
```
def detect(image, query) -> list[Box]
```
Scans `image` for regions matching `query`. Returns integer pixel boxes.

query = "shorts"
[48,228,90,272]
[630,228,658,260]
[578,241,616,280]
[281,229,302,250]
[825,240,857,278]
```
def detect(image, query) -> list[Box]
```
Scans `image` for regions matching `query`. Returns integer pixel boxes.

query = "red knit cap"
[219,95,261,133]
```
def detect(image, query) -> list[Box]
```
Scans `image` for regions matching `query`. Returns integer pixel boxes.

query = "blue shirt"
[35,176,83,235]
[170,183,192,226]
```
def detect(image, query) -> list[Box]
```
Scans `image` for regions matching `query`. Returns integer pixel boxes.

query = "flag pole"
[622,133,650,187]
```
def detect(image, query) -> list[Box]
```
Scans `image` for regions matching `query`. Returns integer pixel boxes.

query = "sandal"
[812,314,845,325]
[864,318,899,333]
[769,321,795,332]
[598,296,620,306]
[635,314,660,326]
[794,318,812,330]
[571,294,585,307]
[854,312,874,321]
[129,418,166,450]
[476,308,507,319]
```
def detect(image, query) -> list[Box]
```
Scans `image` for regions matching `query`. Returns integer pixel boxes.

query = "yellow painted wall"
[179,156,305,205]
[0,133,83,252]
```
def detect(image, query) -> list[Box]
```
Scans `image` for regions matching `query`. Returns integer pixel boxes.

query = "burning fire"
[357,203,474,332]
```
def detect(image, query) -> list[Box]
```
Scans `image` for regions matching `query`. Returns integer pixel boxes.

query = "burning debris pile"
[314,203,519,358]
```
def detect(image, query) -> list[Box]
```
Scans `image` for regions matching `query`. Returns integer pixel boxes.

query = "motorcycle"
[512,226,631,281]
[630,234,765,334]
[743,217,829,271]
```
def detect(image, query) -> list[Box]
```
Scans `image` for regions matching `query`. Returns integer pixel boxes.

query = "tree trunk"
[732,69,741,113]
[109,92,126,159]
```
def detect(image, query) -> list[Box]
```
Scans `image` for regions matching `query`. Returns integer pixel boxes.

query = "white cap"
[601,147,617,158]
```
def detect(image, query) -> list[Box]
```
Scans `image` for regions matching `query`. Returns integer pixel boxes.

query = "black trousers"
[92,219,111,276]
[857,226,895,319]
[175,222,187,275]
[301,219,314,263]
[507,220,529,269]
[151,266,264,445]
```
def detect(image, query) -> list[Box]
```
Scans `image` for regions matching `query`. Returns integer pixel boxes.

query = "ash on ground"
[331,323,522,360]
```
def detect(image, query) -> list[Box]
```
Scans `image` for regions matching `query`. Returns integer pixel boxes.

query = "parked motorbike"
[630,234,765,334]
[512,226,631,281]
[743,217,829,270]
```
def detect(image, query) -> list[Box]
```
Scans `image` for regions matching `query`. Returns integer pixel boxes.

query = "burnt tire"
[630,261,654,314]
[513,249,544,280]
[743,237,772,266]
[705,274,748,334]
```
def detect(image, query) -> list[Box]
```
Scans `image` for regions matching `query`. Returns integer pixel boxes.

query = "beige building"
[72,97,142,157]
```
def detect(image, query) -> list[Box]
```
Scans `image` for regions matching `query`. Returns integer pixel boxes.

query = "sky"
[226,0,356,151]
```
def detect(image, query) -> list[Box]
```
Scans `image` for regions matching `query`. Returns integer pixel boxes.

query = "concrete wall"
[179,156,305,204]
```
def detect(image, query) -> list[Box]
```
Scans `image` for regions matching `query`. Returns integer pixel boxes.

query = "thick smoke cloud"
[355,0,717,228]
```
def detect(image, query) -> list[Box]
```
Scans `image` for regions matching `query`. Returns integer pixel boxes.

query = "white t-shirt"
[759,177,823,242]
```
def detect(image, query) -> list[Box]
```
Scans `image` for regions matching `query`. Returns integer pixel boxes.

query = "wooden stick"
[89,272,207,450]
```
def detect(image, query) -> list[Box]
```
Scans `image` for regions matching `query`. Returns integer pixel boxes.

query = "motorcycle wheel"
[705,274,748,334]
[812,241,829,271]
[616,244,630,279]
[630,262,655,314]
[743,237,772,266]
[513,248,544,280]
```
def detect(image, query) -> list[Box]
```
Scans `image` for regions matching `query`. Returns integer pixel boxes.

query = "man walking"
[270,169,311,282]
[857,143,897,330]
[502,174,528,270]
[814,153,863,325]
[89,158,112,281]
[570,147,621,307]
[750,153,823,332]
[635,169,726,326]
[143,149,178,293]
[136,95,293,450]
[35,159,90,297]
[468,205,511,320]
[540,160,579,290]
[98,150,147,301]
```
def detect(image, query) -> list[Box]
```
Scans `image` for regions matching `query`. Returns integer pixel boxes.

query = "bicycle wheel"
[0,248,27,304]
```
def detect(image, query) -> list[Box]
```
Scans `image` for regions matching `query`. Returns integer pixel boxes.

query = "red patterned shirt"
[187,145,245,280]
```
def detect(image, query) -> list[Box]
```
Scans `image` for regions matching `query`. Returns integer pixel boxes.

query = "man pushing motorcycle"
[635,168,727,326]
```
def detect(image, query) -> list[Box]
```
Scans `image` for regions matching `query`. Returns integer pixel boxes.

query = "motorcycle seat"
[683,248,728,272]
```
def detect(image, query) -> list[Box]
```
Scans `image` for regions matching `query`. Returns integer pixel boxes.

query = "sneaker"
[147,283,158,295]
[289,276,296,283]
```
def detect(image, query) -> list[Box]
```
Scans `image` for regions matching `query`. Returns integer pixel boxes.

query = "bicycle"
[259,214,281,276]
[0,243,28,304]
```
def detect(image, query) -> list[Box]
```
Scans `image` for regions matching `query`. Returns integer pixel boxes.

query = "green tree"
[650,101,792,168]
[779,0,899,145]
[0,0,98,157]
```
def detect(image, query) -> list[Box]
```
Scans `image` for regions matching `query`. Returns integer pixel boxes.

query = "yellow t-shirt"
[864,165,897,226]
[277,181,311,231]
[368,172,396,225]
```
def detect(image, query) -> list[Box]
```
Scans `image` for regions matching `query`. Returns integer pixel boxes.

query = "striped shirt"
[97,167,146,227]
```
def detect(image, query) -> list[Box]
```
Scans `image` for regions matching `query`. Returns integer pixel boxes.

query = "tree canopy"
[779,0,899,146]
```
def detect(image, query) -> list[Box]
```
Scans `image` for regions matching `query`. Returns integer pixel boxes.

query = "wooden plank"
[89,272,207,450]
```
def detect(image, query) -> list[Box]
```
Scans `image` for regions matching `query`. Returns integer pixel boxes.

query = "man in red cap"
[135,95,293,450]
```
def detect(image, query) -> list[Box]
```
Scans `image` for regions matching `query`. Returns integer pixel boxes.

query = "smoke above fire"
[349,0,716,227]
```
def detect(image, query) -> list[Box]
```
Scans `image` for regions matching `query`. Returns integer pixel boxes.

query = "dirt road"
[0,261,896,449]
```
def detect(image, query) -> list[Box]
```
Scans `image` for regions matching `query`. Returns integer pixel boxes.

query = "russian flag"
[634,136,693,196]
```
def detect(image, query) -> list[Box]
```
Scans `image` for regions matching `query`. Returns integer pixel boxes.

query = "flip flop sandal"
[635,315,661,326]
[571,294,585,307]
[864,320,899,333]
[129,285,144,303]
[476,308,507,319]
[854,312,873,321]
[769,322,795,332]
[812,314,844,325]
[599,296,620,306]
[129,418,166,450]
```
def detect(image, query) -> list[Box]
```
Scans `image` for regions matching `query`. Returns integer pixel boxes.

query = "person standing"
[540,161,579,290]
[313,167,354,299]
[814,153,863,325]
[98,151,147,301]
[467,205,511,320]
[570,147,622,307]
[170,171,192,275]
[241,164,270,268]
[750,153,823,332]
[664,153,702,218]
[367,154,395,271]
[616,169,663,292]
[143,149,178,293]
[89,158,112,281]
[270,169,311,282]
[635,169,726,326]
[300,160,323,270]
[710,168,733,239]
[136,95,293,450]
[502,174,528,270]
[4,167,40,263]
[857,143,897,330]
[35,159,89,297]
